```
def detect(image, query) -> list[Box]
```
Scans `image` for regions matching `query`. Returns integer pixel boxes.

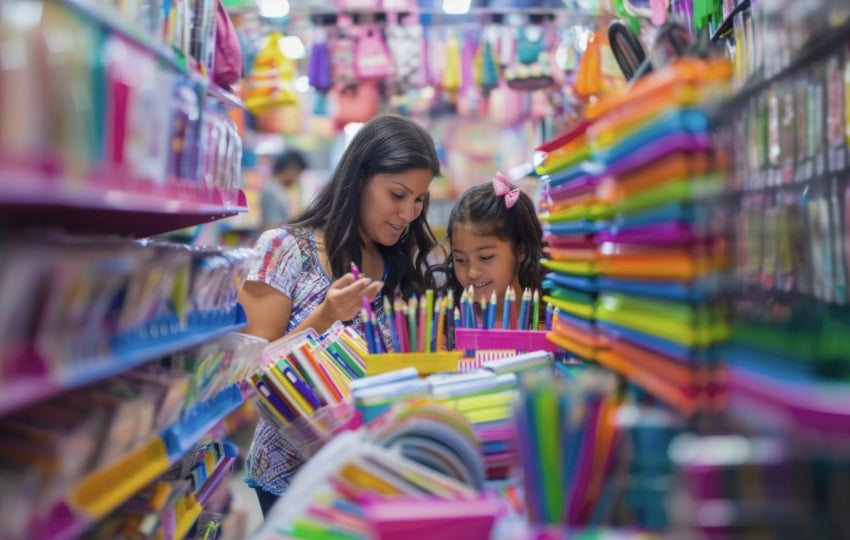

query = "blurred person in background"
[261,149,309,228]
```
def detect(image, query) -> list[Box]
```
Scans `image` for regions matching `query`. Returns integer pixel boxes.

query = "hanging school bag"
[243,32,297,115]
[212,0,243,90]
[504,26,554,91]
[355,26,393,81]
[307,35,333,93]
[386,23,424,92]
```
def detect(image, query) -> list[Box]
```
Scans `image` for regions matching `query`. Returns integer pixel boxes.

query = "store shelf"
[710,0,751,42]
[196,442,239,506]
[717,17,850,113]
[161,384,246,461]
[175,495,204,540]
[0,305,247,417]
[62,0,185,73]
[0,168,248,238]
[726,357,850,437]
[35,386,247,540]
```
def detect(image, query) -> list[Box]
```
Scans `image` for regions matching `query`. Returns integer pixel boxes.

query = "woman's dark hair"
[289,114,441,297]
[442,180,544,300]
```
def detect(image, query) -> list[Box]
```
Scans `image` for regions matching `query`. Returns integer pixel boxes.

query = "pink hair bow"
[492,172,520,209]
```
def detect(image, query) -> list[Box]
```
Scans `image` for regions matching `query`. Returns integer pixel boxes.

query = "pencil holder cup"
[364,351,464,376]
[276,400,362,459]
[455,328,560,361]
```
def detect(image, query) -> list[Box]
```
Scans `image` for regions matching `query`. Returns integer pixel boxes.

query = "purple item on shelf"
[605,132,712,180]
[598,222,696,245]
[546,174,602,202]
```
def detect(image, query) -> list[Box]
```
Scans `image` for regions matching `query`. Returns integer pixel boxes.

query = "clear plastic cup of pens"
[273,400,362,460]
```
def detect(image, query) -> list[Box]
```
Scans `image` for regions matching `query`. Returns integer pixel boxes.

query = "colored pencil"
[436,296,447,351]
[509,286,518,330]
[502,286,512,330]
[408,295,418,353]
[395,298,409,353]
[384,296,400,352]
[446,290,456,350]
[361,307,377,353]
[418,293,427,352]
[487,290,497,330]
[424,289,434,353]
[531,289,540,331]
[518,288,531,331]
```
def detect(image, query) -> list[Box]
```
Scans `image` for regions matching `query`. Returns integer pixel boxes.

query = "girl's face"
[451,223,523,306]
[359,169,432,247]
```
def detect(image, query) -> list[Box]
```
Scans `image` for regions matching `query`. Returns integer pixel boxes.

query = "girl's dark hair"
[289,114,441,297]
[442,180,544,299]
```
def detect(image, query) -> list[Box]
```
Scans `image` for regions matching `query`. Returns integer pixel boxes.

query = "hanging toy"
[244,32,297,116]
[442,31,462,103]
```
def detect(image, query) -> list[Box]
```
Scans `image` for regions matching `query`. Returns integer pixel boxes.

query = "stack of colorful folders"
[537,119,609,363]
[584,58,733,416]
[351,352,554,481]
[251,399,499,540]
[428,370,518,481]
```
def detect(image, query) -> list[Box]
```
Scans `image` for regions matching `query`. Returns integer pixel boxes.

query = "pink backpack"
[355,26,392,81]
[213,0,243,90]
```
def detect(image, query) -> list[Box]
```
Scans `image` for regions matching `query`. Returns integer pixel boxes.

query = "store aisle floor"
[226,422,265,539]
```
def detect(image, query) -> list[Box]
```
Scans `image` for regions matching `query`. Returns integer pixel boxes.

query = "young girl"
[443,173,545,328]
[239,115,441,515]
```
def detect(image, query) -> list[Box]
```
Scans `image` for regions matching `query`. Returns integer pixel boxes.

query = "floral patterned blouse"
[245,226,393,495]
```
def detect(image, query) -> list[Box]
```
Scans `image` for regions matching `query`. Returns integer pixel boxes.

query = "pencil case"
[591,108,710,165]
[596,348,701,415]
[543,295,595,321]
[544,245,599,262]
[612,201,698,229]
[610,174,723,217]
[364,351,464,376]
[541,160,601,189]
[364,495,501,540]
[543,220,605,236]
[600,152,712,203]
[598,276,719,303]
[534,121,592,176]
[541,259,600,278]
[454,329,559,353]
[584,57,731,121]
[598,222,697,246]
[595,293,728,348]
[545,202,613,224]
[551,315,603,349]
[603,131,713,181]
[542,233,597,249]
[543,272,598,292]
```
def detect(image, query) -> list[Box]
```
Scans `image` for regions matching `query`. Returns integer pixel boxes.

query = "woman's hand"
[319,273,384,322]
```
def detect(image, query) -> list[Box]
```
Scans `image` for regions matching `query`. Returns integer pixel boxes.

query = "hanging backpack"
[243,32,297,116]
[355,26,393,81]
[307,32,333,93]
[329,27,358,86]
[504,26,554,92]
[212,0,243,90]
[387,23,424,92]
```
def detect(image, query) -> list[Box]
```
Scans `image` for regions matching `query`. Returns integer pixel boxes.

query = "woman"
[238,114,441,515]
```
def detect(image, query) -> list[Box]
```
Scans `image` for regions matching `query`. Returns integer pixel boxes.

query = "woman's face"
[450,223,523,306]
[359,169,432,247]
